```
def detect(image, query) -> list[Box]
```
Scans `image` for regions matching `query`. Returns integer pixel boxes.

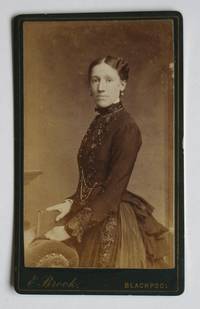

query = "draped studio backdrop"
[23,20,174,254]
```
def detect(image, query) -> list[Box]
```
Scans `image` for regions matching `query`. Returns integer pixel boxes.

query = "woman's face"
[90,62,126,108]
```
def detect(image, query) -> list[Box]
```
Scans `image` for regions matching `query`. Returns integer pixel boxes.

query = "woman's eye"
[106,79,112,82]
[91,79,98,83]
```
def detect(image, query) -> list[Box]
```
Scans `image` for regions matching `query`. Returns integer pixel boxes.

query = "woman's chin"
[95,100,113,108]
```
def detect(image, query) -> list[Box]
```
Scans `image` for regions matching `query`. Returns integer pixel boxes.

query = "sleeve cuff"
[65,207,94,242]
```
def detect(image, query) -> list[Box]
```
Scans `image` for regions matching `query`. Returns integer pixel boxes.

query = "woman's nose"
[98,80,106,91]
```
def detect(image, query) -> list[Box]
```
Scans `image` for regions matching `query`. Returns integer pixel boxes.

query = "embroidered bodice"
[75,102,124,205]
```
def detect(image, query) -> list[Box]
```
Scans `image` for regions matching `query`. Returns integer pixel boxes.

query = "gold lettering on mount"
[124,281,168,289]
[26,274,79,289]
[41,275,79,289]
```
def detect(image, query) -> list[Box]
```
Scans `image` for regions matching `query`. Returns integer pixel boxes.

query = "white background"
[0,0,199,308]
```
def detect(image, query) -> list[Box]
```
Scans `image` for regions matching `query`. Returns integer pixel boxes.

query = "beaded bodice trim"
[76,102,124,204]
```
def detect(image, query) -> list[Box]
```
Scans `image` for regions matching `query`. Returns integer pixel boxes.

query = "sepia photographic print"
[14,11,184,294]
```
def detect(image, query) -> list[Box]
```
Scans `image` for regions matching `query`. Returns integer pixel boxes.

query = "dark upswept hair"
[88,55,129,82]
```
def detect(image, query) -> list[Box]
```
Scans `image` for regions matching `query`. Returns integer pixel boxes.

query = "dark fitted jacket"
[64,102,168,262]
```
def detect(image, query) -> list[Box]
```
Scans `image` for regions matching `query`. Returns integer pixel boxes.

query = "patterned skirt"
[77,196,169,268]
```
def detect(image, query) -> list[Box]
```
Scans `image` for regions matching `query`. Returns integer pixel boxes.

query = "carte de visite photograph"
[14,12,183,295]
[23,18,174,269]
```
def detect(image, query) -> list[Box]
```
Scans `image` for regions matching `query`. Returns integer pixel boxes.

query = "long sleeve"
[65,119,142,242]
[90,121,142,222]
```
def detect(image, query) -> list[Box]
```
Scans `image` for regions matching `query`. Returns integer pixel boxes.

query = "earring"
[120,90,124,96]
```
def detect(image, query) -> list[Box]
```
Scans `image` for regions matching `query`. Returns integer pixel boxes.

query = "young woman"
[45,56,169,268]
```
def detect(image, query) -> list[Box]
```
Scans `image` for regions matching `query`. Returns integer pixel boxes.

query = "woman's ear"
[120,80,127,91]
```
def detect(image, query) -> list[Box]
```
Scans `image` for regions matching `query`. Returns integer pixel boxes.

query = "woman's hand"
[46,199,73,222]
[44,226,71,241]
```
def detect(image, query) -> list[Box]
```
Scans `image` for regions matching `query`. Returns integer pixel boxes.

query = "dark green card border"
[13,11,184,295]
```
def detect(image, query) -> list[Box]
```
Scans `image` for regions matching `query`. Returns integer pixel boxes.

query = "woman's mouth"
[96,95,108,99]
